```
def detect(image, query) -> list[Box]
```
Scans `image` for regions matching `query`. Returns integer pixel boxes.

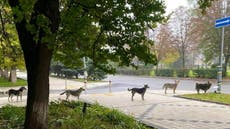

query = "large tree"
[8,0,60,128]
[7,0,166,128]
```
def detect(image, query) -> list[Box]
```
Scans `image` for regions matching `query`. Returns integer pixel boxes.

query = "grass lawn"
[0,77,27,87]
[0,101,154,129]
[180,93,230,105]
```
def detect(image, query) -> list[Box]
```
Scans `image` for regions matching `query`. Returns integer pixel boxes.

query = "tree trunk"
[24,44,52,129]
[9,67,17,83]
[1,69,8,79]
[8,0,60,129]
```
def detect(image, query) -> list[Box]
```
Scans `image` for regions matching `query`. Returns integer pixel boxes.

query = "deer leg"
[8,95,10,102]
[66,94,70,101]
[142,94,144,100]
[197,89,199,94]
[131,92,134,101]
[11,96,13,102]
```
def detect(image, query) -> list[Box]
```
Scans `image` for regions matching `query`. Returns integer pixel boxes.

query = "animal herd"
[1,80,213,102]
[128,80,212,101]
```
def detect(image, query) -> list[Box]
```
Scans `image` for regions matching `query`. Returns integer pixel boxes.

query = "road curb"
[174,95,230,106]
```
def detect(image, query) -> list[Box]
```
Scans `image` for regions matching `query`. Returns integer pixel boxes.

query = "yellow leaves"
[161,51,179,65]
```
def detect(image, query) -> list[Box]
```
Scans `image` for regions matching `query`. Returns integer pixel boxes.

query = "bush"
[149,70,155,77]
[61,69,78,79]
[193,69,217,78]
[188,70,196,78]
[117,67,218,79]
[0,101,153,129]
[116,67,152,76]
[155,69,174,77]
[0,105,25,128]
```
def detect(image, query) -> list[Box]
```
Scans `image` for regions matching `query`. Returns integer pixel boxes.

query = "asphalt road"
[86,75,230,94]
[14,72,230,94]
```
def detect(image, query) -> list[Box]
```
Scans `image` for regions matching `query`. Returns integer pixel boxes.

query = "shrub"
[116,67,218,79]
[155,69,174,77]
[61,69,78,79]
[193,69,217,78]
[0,105,25,128]
[188,70,196,78]
[149,70,155,77]
[116,68,152,76]
[0,101,153,129]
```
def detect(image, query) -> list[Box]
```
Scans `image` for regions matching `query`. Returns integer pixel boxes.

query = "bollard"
[84,81,87,94]
[108,80,112,93]
[65,78,67,90]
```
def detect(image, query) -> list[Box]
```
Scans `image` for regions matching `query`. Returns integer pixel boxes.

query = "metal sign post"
[215,0,228,93]
[215,23,225,93]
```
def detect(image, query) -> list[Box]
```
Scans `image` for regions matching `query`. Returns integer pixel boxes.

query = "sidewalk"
[1,89,230,129]
[79,90,230,129]
[1,75,230,129]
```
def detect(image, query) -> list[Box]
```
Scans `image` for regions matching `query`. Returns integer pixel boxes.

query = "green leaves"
[6,0,166,73]
[198,0,215,14]
[54,0,166,73]
[0,1,25,70]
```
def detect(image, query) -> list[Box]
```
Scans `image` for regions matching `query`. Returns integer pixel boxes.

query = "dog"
[128,84,149,101]
[7,87,27,102]
[196,81,212,94]
[162,80,180,94]
[60,87,85,100]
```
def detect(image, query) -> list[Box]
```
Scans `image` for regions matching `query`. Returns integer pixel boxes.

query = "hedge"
[116,68,218,79]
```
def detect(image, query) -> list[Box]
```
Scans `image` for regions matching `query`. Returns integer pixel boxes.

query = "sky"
[165,0,188,14]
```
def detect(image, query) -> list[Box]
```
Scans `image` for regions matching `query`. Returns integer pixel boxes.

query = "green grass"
[0,101,154,129]
[0,77,27,87]
[180,93,230,105]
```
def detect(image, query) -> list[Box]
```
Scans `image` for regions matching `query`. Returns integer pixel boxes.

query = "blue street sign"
[215,16,230,28]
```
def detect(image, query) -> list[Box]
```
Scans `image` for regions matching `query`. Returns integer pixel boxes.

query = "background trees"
[155,24,179,68]
[154,0,230,77]
[155,6,199,74]
[0,1,24,82]
[169,7,200,70]
[190,0,230,76]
